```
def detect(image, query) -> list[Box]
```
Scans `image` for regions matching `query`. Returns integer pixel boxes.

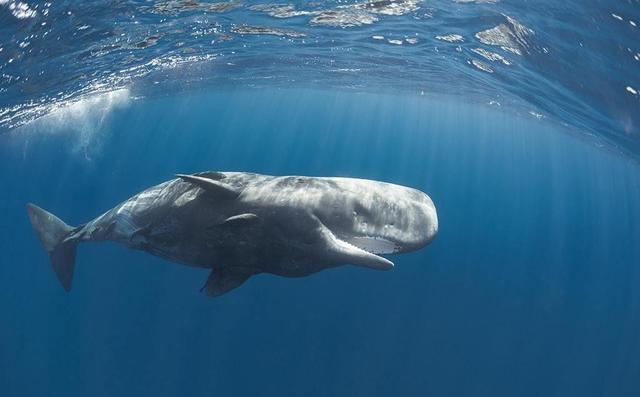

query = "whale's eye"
[353,202,372,218]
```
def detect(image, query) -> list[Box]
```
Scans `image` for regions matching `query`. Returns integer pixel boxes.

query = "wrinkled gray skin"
[27,172,438,297]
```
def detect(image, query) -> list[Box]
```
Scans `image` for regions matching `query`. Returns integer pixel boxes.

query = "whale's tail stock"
[26,203,80,292]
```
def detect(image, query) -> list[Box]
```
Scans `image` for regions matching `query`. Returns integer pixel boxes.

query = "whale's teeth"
[345,236,400,255]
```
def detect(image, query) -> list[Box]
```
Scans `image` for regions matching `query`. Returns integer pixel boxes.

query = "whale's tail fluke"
[26,203,79,292]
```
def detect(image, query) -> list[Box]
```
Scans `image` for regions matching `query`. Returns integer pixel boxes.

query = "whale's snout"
[423,199,438,244]
[410,192,438,249]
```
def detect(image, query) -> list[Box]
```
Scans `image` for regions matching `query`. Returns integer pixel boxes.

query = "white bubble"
[24,89,131,160]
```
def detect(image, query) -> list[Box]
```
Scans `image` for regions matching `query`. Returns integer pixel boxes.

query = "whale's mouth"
[328,235,395,270]
[342,236,401,255]
[315,217,394,270]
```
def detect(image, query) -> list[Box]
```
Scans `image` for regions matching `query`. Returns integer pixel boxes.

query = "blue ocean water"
[2,90,639,396]
[1,1,640,397]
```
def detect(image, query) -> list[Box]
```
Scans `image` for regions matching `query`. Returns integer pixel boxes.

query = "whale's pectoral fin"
[176,174,240,199]
[205,214,259,232]
[201,267,258,297]
[315,217,394,271]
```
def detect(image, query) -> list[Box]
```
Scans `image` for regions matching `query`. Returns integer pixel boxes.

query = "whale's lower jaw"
[315,219,394,271]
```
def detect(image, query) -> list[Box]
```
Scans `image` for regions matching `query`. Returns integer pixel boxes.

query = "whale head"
[314,178,438,260]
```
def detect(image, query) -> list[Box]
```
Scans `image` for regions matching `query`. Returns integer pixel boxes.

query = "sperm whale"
[27,171,438,296]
